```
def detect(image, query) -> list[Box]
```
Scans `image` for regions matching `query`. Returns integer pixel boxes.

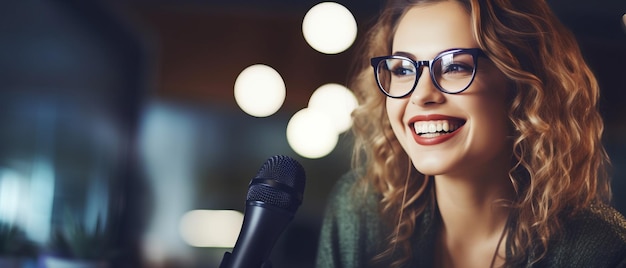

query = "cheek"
[469,94,511,152]
[477,104,509,137]
[386,98,405,127]
[473,92,510,129]
[386,98,408,143]
[463,75,512,145]
[469,75,510,122]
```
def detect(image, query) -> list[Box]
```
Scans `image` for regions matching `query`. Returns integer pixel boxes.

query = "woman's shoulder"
[586,203,626,231]
[566,203,626,242]
[326,170,380,211]
[330,170,379,203]
[315,170,386,268]
[328,170,361,197]
[543,203,626,267]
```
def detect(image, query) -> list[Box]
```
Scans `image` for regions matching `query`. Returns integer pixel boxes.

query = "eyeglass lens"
[375,51,476,96]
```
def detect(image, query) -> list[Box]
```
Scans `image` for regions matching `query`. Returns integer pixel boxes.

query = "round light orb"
[234,64,286,117]
[286,108,338,159]
[622,13,626,31]
[179,210,243,248]
[308,83,358,134]
[302,2,357,54]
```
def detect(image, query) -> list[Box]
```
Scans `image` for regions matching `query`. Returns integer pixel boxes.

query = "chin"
[411,159,450,176]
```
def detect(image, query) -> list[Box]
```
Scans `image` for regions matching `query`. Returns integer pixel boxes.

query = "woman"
[315,0,626,267]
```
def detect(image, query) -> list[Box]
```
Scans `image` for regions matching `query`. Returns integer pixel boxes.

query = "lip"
[408,114,466,146]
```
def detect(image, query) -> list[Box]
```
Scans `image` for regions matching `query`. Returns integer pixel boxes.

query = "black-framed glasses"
[370,48,485,98]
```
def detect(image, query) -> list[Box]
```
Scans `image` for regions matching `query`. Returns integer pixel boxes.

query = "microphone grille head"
[247,155,306,212]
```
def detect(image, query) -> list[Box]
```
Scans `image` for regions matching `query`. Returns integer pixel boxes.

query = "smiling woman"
[315,0,626,267]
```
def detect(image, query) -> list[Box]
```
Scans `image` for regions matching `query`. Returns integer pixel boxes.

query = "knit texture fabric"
[315,172,626,268]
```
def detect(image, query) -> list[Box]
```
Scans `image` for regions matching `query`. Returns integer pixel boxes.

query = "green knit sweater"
[315,172,626,267]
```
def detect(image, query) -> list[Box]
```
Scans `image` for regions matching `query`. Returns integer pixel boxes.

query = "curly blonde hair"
[349,0,611,266]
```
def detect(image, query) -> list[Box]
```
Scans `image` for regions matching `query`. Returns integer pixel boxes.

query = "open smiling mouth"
[412,120,466,138]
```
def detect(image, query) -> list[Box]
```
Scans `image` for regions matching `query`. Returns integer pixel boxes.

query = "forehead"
[392,1,478,58]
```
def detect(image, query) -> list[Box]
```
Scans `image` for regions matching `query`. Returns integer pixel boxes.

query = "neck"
[434,174,513,238]
[433,150,515,237]
[433,169,514,267]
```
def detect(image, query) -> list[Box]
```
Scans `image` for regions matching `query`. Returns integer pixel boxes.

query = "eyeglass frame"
[370,48,486,98]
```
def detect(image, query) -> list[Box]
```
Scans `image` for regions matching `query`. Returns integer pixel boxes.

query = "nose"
[410,67,445,106]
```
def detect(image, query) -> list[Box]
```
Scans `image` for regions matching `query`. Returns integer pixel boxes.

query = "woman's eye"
[389,60,416,76]
[442,63,472,74]
[391,66,415,76]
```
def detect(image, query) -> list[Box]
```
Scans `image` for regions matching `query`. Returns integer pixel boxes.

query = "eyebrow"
[391,51,415,59]
[392,48,477,60]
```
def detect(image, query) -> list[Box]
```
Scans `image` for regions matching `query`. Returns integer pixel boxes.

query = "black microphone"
[219,155,306,268]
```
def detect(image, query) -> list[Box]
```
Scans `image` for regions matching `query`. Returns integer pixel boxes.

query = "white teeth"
[413,120,462,135]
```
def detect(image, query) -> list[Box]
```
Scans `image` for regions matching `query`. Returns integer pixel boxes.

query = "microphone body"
[226,202,293,268]
[220,155,306,268]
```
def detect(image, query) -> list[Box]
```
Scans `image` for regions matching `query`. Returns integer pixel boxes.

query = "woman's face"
[387,1,511,178]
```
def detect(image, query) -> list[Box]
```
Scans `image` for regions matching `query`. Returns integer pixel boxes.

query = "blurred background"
[0,0,624,267]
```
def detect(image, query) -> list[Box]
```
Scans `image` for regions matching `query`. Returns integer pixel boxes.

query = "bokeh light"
[308,83,358,133]
[286,108,338,159]
[302,2,357,54]
[179,210,244,248]
[234,64,286,117]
